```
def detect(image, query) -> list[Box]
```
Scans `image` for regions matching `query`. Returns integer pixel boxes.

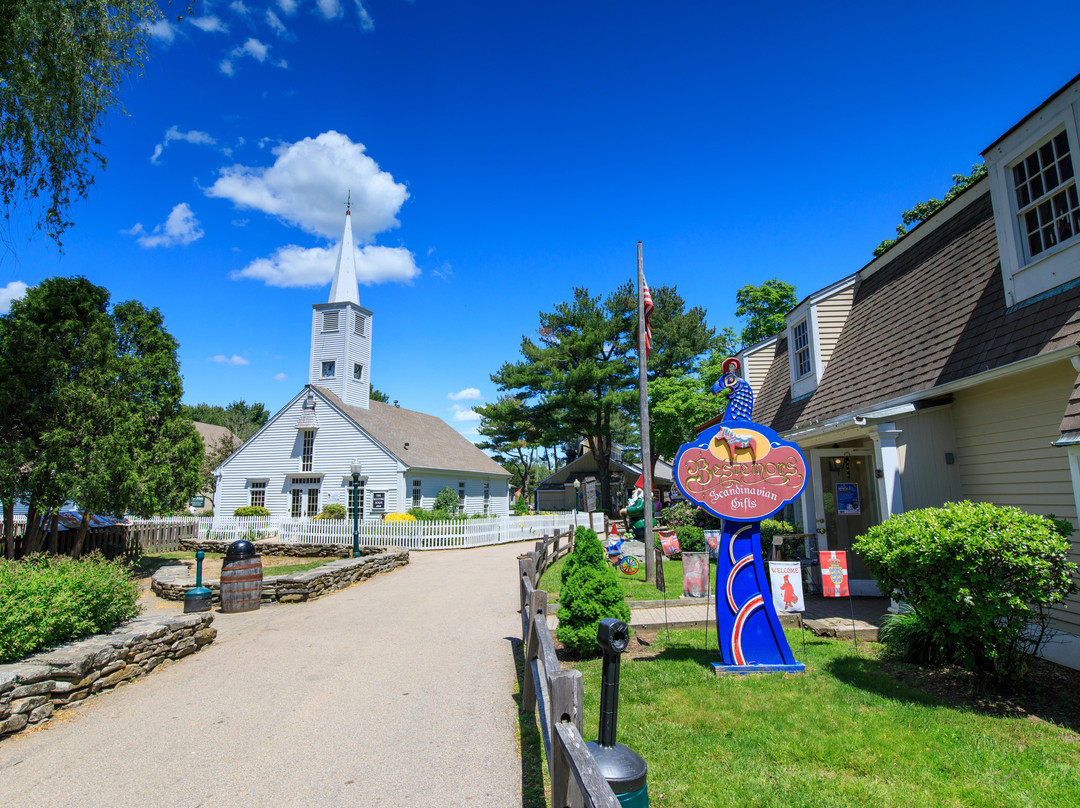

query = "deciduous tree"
[734,278,798,347]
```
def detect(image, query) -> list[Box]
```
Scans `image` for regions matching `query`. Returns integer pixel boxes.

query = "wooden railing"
[518,531,620,808]
[3,517,197,559]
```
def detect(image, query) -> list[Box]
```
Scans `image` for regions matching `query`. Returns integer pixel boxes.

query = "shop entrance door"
[811,450,881,595]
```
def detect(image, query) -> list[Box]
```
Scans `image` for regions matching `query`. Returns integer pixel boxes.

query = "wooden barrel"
[220,556,263,613]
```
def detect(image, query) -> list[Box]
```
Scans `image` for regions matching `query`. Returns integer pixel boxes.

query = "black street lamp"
[350,461,362,558]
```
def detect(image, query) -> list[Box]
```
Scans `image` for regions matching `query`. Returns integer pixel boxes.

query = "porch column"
[871,423,904,520]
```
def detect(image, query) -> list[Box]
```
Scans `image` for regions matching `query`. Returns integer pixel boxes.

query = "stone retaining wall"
[0,613,216,742]
[152,549,410,605]
[178,539,376,558]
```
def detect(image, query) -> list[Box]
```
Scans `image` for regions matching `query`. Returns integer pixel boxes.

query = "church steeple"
[309,202,373,409]
[328,195,360,305]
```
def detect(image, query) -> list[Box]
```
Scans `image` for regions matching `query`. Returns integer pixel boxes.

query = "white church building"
[213,208,511,520]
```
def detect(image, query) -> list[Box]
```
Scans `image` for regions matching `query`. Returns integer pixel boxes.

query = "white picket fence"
[193,512,578,551]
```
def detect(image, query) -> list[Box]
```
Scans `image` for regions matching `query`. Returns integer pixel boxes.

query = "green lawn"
[132,551,329,578]
[563,628,1080,808]
[539,552,709,602]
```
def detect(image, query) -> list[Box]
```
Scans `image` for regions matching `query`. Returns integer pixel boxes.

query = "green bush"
[407,506,461,522]
[557,526,630,656]
[854,501,1078,683]
[0,553,140,663]
[513,495,530,515]
[877,610,952,667]
[659,501,697,527]
[676,525,706,554]
[315,504,346,520]
[760,518,796,560]
[434,486,460,514]
[233,505,271,517]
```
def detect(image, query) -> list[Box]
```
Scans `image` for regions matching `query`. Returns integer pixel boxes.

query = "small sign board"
[188,496,205,508]
[836,483,861,515]
[371,491,385,511]
[819,550,849,597]
[768,561,804,612]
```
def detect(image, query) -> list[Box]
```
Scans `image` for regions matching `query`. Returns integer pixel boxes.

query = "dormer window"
[322,311,339,332]
[793,320,812,379]
[1013,130,1079,260]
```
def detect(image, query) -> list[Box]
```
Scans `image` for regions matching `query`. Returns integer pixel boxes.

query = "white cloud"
[273,372,288,381]
[149,19,176,43]
[206,131,409,241]
[317,0,343,19]
[191,15,228,33]
[266,9,287,35]
[431,261,454,281]
[220,38,284,75]
[451,409,481,423]
[230,1,249,15]
[232,243,418,287]
[354,0,374,30]
[211,354,249,366]
[448,388,481,401]
[150,125,217,164]
[125,203,205,248]
[0,281,29,314]
[278,0,298,14]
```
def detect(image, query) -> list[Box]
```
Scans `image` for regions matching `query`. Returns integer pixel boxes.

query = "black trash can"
[220,539,263,613]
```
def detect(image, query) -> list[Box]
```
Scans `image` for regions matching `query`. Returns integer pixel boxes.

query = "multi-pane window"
[301,430,315,472]
[322,361,336,378]
[483,481,490,515]
[307,488,319,517]
[793,320,812,379]
[347,480,365,521]
[353,363,363,381]
[291,489,302,517]
[1013,130,1079,260]
[354,313,365,336]
[249,481,266,509]
[322,310,339,332]
[458,482,466,509]
[412,480,422,508]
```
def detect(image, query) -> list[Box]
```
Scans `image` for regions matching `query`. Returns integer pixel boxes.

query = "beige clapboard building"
[740,73,1080,671]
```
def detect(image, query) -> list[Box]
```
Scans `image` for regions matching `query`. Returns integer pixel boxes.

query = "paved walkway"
[0,541,530,808]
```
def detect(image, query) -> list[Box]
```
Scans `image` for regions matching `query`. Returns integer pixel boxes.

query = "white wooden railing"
[195,512,578,551]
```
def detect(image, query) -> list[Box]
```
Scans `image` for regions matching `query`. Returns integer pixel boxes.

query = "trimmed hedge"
[855,501,1078,683]
[233,505,271,517]
[557,527,631,656]
[0,553,140,663]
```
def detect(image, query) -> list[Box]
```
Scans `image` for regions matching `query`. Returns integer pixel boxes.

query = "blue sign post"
[673,359,808,674]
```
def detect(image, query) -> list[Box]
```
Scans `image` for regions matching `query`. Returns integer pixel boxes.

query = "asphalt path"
[0,541,530,808]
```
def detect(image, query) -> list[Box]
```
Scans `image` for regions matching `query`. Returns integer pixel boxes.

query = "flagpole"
[638,241,655,584]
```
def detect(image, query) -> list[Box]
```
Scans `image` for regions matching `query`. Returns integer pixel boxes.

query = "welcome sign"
[674,421,807,520]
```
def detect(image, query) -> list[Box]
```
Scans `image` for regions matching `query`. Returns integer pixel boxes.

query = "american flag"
[642,277,653,357]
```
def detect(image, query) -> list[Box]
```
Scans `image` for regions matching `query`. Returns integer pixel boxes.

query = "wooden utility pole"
[637,242,655,584]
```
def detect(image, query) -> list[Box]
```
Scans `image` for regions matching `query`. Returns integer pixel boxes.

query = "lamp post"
[574,478,581,512]
[350,461,362,558]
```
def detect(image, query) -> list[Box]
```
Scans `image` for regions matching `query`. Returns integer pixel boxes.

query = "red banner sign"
[819,550,849,597]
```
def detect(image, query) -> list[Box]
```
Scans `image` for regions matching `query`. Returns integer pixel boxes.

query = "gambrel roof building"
[738,73,1080,671]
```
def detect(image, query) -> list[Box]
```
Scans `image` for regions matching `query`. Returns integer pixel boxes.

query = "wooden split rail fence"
[518,530,621,808]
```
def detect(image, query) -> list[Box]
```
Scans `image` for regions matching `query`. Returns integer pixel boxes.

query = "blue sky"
[2,1,1079,439]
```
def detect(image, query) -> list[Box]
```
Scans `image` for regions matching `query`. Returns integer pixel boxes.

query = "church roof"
[318,388,511,477]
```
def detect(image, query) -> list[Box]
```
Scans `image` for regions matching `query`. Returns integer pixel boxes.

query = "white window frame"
[353,362,363,381]
[249,480,267,509]
[792,319,812,379]
[347,479,366,521]
[985,82,1080,307]
[411,479,422,508]
[786,302,823,400]
[301,430,315,472]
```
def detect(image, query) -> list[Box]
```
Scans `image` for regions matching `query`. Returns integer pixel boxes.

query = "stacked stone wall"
[152,549,409,605]
[1,613,216,742]
[177,539,379,558]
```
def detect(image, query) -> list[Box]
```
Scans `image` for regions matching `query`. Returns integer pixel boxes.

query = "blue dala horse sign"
[674,358,808,674]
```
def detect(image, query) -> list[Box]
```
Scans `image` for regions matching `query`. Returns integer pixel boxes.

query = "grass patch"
[262,559,330,576]
[540,553,703,602]
[563,627,1080,808]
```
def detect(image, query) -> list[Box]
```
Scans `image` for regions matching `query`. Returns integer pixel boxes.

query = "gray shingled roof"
[192,421,239,455]
[754,189,1080,433]
[318,389,510,477]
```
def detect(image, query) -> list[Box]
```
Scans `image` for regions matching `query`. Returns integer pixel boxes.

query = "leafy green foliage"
[873,165,987,256]
[513,495,530,515]
[180,400,269,442]
[315,504,346,520]
[434,486,461,514]
[676,525,706,553]
[0,0,172,246]
[877,610,952,667]
[407,506,460,521]
[734,279,798,347]
[556,527,630,656]
[233,505,271,517]
[659,500,697,527]
[760,518,796,560]
[370,386,389,403]
[0,553,139,663]
[855,501,1078,683]
[475,395,546,499]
